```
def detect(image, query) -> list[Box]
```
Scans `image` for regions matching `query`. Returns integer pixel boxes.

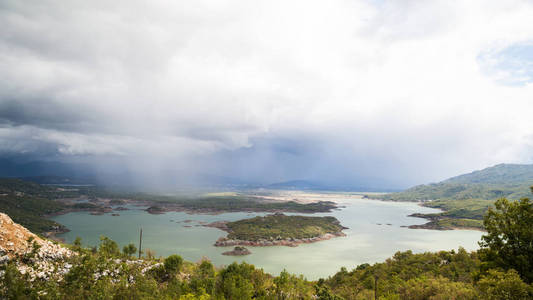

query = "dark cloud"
[0,99,90,131]
[1,0,533,189]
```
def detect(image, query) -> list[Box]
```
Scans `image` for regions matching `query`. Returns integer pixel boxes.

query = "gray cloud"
[1,0,533,189]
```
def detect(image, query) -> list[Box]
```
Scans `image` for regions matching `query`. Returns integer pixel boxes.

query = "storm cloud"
[1,0,533,188]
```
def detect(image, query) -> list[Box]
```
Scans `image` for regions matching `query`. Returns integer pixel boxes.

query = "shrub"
[164,255,184,274]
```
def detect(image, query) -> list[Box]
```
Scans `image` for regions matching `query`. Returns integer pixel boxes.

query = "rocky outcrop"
[0,213,73,260]
[0,213,185,286]
[214,232,346,247]
[0,212,75,281]
[204,221,229,231]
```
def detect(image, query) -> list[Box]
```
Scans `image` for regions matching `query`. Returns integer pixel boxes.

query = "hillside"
[372,163,533,202]
[444,163,533,184]
[0,213,72,260]
[374,164,533,202]
[0,179,69,233]
[370,164,533,230]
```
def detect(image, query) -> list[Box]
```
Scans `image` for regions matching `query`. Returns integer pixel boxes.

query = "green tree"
[164,254,184,274]
[98,235,120,258]
[314,281,344,300]
[398,276,477,300]
[216,262,256,300]
[0,263,36,299]
[73,236,82,250]
[273,269,311,299]
[122,243,137,258]
[190,260,216,295]
[476,269,532,300]
[179,292,210,300]
[478,189,533,283]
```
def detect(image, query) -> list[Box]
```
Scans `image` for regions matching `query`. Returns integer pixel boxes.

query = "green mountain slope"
[444,163,533,184]
[369,164,533,230]
[375,164,533,202]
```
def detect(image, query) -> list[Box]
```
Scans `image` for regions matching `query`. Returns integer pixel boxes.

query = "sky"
[1,0,533,189]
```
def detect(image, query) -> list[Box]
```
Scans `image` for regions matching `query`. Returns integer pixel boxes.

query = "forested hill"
[374,163,533,202]
[443,163,533,184]
[0,179,69,233]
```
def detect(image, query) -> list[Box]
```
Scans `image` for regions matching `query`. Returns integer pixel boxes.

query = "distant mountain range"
[265,180,322,190]
[265,180,397,192]
[17,176,396,192]
[375,163,533,201]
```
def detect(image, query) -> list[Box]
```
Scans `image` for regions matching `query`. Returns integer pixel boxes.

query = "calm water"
[51,197,482,279]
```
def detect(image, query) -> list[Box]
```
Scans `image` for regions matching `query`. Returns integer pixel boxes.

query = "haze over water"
[52,195,482,279]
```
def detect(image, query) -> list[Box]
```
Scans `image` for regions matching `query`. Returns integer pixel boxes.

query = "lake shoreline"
[45,195,341,237]
[212,232,347,247]
[48,194,483,280]
[46,193,482,246]
[362,197,487,232]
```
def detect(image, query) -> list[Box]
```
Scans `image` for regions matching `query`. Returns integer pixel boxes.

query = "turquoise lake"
[51,196,483,280]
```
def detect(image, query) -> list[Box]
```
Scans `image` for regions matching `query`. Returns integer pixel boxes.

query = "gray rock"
[0,255,10,265]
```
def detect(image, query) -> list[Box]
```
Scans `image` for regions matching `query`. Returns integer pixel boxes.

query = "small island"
[222,246,252,256]
[145,206,165,214]
[209,213,347,247]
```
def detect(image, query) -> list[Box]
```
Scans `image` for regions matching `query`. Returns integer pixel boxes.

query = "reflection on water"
[51,197,482,280]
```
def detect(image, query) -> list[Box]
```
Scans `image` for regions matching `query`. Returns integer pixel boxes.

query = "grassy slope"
[226,214,344,241]
[369,164,533,230]
[373,183,531,202]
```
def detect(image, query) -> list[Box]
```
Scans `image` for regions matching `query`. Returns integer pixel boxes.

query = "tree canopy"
[479,187,533,283]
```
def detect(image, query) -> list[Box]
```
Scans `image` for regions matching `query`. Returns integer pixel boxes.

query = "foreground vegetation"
[225,214,345,241]
[4,239,530,300]
[1,187,532,299]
